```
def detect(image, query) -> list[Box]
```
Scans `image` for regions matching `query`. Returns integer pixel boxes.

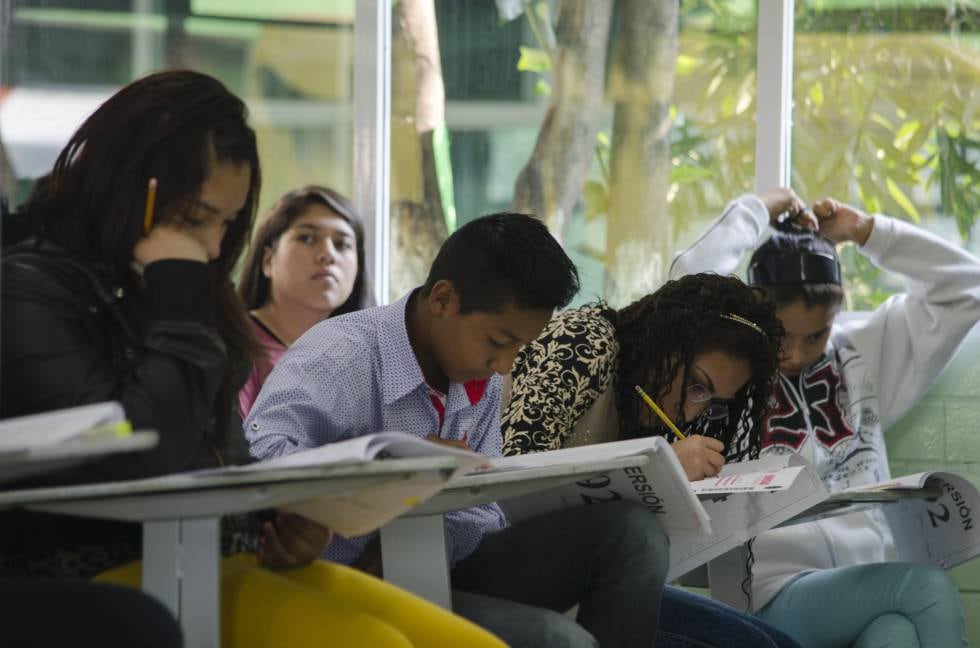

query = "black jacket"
[0,242,249,574]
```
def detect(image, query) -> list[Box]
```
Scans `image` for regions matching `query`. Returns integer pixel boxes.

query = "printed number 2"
[927,502,950,528]
[581,491,622,505]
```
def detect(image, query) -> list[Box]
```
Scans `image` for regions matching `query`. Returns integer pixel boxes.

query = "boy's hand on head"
[258,513,332,569]
[133,225,209,266]
[812,198,874,246]
[670,435,726,481]
[758,187,815,230]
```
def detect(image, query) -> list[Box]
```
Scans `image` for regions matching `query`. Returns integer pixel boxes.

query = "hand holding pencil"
[634,385,725,480]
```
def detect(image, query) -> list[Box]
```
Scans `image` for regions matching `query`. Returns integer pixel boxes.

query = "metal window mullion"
[755,0,795,191]
[131,0,157,78]
[353,0,392,305]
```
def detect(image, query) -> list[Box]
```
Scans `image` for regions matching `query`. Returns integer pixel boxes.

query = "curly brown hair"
[612,273,784,461]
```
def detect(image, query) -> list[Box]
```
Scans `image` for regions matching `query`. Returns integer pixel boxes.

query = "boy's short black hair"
[422,212,580,314]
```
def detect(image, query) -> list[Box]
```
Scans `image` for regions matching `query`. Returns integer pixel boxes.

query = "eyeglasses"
[686,381,732,422]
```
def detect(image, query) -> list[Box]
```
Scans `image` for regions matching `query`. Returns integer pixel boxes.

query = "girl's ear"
[261,244,274,279]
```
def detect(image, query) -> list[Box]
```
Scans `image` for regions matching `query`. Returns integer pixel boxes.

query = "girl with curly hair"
[502,272,798,648]
[503,272,783,479]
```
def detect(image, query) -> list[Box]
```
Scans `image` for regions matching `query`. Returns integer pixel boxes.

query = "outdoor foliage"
[514,0,979,309]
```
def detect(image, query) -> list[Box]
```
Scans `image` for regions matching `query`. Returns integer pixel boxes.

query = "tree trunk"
[511,0,613,241]
[390,0,451,301]
[604,0,679,306]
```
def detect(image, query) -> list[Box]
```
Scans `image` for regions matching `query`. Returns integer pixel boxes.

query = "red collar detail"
[464,379,488,406]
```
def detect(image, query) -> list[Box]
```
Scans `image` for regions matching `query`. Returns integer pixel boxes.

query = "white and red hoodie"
[669,195,980,610]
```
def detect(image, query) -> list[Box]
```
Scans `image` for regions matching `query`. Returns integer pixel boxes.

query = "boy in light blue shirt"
[247,213,669,648]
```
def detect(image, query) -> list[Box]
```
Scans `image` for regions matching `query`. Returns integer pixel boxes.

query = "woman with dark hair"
[502,273,801,648]
[237,186,372,418]
[0,70,503,648]
[669,189,973,646]
[6,70,261,441]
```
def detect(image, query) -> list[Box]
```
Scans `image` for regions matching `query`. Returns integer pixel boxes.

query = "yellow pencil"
[634,385,687,441]
[143,178,158,234]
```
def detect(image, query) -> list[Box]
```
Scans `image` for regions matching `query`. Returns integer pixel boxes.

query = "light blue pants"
[757,563,966,647]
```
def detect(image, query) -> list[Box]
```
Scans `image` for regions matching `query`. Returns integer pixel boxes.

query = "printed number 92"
[575,474,622,505]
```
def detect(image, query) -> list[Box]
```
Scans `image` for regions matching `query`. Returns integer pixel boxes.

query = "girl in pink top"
[237,186,372,417]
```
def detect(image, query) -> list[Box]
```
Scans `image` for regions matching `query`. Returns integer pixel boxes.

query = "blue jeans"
[658,586,802,648]
[452,500,670,648]
[757,563,967,647]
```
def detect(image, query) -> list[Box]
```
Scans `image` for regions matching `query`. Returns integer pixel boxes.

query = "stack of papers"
[0,402,157,483]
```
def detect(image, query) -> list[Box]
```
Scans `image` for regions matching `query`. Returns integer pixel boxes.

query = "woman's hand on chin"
[134,226,209,266]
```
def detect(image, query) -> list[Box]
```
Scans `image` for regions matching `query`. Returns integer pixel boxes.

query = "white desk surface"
[0,455,464,648]
[0,456,462,521]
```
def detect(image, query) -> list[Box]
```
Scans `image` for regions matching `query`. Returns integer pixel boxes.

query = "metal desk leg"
[380,514,452,609]
[143,517,221,648]
[707,543,751,610]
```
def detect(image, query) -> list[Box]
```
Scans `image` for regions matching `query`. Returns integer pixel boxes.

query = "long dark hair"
[21,69,261,442]
[612,273,784,461]
[238,186,373,316]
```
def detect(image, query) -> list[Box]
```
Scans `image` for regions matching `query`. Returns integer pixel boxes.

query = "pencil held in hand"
[634,385,687,441]
[143,177,158,234]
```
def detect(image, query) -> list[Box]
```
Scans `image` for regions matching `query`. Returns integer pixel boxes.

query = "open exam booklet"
[233,433,825,566]
[846,471,980,573]
[0,402,157,483]
[0,401,134,454]
[497,444,980,579]
[493,439,830,579]
[211,433,487,536]
[216,432,980,576]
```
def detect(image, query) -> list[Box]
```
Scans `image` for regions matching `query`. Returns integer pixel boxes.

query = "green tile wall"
[888,336,980,645]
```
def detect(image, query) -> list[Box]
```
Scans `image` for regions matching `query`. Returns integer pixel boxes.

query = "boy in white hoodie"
[670,190,973,646]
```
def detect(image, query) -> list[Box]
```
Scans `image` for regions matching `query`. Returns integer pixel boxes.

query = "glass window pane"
[1,0,354,218]
[387,0,757,307]
[792,0,979,310]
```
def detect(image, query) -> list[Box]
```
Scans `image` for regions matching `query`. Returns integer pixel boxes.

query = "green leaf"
[858,185,882,215]
[809,81,824,107]
[893,120,921,150]
[669,165,716,184]
[870,113,894,131]
[582,180,608,221]
[706,70,725,99]
[534,79,551,97]
[517,46,551,73]
[886,178,921,223]
[575,243,607,264]
[596,131,610,148]
[734,72,754,115]
[675,54,700,75]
